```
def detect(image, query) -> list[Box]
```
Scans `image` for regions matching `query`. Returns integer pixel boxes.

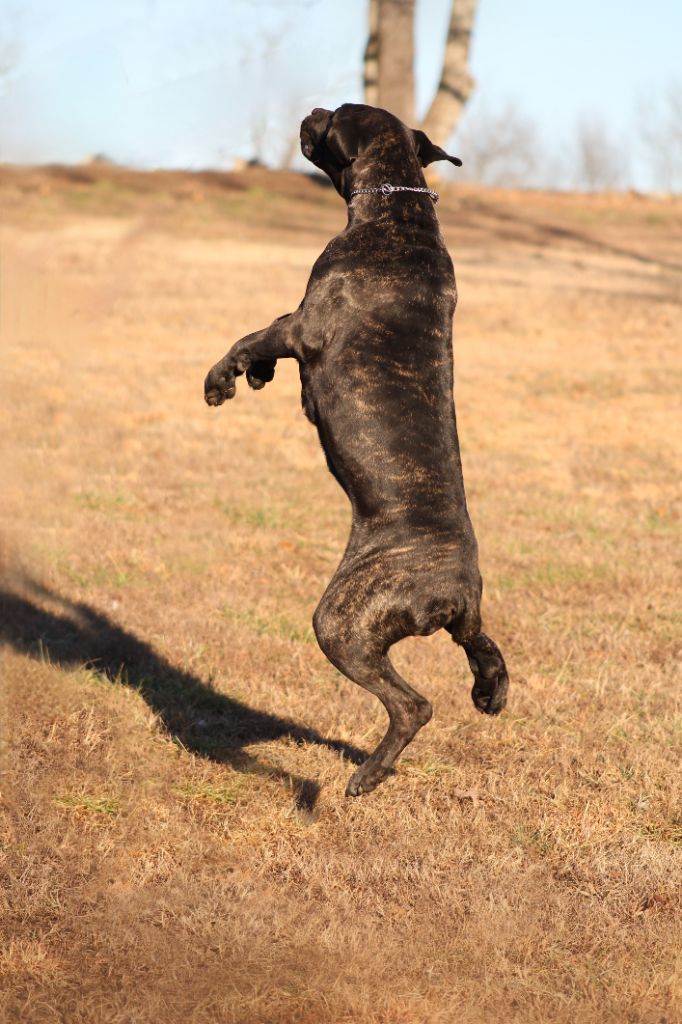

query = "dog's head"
[300,103,461,199]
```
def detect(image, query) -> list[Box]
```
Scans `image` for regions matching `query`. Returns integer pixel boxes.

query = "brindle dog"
[205,103,509,796]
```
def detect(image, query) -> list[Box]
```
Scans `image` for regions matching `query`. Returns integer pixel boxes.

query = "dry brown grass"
[1,164,681,1024]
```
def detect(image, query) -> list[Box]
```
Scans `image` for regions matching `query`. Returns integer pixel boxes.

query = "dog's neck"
[342,148,437,228]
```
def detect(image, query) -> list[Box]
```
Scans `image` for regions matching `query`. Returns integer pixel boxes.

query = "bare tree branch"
[573,117,627,191]
[455,101,545,187]
[638,81,682,192]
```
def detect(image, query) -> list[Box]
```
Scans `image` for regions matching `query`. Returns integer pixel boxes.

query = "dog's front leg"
[204,311,301,406]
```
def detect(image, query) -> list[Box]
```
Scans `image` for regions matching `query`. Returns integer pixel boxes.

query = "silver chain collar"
[350,182,439,203]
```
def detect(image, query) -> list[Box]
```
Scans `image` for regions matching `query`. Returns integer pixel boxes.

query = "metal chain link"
[350,182,439,203]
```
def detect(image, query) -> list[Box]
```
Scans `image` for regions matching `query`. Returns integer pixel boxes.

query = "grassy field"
[1,163,681,1023]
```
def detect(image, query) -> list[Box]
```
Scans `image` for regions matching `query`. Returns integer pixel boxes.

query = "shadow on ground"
[0,580,367,813]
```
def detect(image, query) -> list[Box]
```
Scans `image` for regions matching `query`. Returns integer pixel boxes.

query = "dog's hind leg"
[313,599,432,797]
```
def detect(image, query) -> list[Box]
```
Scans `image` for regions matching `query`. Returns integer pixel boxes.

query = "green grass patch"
[60,558,145,589]
[173,782,241,804]
[74,666,112,689]
[216,500,301,531]
[496,559,612,592]
[55,794,120,815]
[73,490,133,514]
[512,824,551,853]
[62,565,137,588]
[222,604,315,644]
[638,821,682,845]
[642,508,680,535]
[400,757,458,778]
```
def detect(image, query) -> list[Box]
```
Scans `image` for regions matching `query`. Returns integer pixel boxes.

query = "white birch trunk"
[421,0,478,146]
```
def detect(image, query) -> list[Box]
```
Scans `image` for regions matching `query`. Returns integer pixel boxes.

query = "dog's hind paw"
[471,673,508,715]
[464,633,509,716]
[345,759,393,797]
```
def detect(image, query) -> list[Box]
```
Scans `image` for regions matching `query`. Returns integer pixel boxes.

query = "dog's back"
[301,205,471,542]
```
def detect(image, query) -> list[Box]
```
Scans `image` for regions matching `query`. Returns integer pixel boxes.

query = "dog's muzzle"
[300,108,334,160]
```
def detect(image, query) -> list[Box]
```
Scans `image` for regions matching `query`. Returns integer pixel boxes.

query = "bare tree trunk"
[421,0,478,146]
[376,0,415,124]
[363,0,380,106]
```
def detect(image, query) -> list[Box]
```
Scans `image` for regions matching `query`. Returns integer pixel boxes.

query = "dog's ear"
[412,129,462,168]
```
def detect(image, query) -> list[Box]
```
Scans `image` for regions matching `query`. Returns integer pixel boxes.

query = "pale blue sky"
[0,0,680,188]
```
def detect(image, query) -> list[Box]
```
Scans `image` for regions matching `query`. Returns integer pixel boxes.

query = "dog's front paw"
[246,358,276,391]
[205,354,276,405]
[204,363,237,406]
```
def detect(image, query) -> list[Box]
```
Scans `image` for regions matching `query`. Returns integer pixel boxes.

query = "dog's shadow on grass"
[0,581,367,814]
